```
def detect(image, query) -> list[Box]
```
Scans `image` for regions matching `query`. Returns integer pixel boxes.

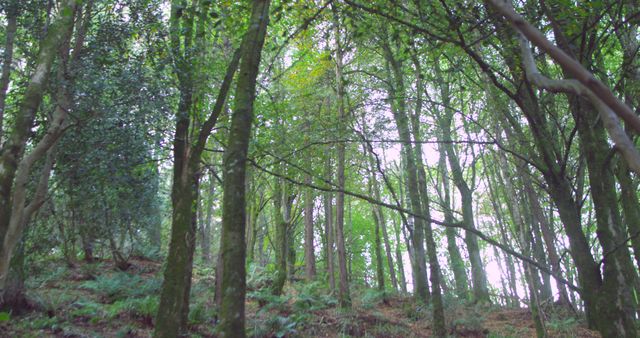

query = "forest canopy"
[0,0,639,337]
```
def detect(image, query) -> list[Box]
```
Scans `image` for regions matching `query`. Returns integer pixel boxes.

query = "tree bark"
[218,1,270,336]
[200,171,215,264]
[331,2,351,308]
[436,60,490,304]
[154,1,242,335]
[0,0,78,308]
[304,176,316,280]
[271,175,287,295]
[0,0,18,140]
[437,144,469,300]
[323,154,336,292]
[409,50,445,335]
[366,150,397,290]
[381,35,429,304]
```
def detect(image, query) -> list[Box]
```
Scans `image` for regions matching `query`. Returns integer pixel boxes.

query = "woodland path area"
[0,0,640,337]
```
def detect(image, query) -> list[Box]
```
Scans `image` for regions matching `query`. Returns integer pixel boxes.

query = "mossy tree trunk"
[331,2,351,308]
[381,36,429,304]
[154,1,243,335]
[304,176,316,281]
[436,61,490,304]
[323,153,336,292]
[271,175,287,295]
[409,49,445,336]
[0,0,18,140]
[218,1,270,336]
[0,0,78,310]
[437,144,469,300]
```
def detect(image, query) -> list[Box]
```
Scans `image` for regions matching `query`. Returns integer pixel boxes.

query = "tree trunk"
[366,149,397,290]
[154,0,242,334]
[271,157,287,294]
[200,171,215,264]
[392,215,407,293]
[480,8,608,325]
[381,36,429,304]
[331,2,351,308]
[218,1,269,336]
[520,166,571,306]
[436,61,490,304]
[437,145,469,300]
[0,0,77,308]
[409,51,445,335]
[304,176,316,280]
[616,162,640,271]
[323,154,336,292]
[0,0,18,140]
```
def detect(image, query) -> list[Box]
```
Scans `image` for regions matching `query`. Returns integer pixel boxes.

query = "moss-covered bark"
[218,1,270,336]
[304,176,316,281]
[323,154,336,292]
[271,176,287,296]
[0,0,78,309]
[381,35,430,304]
[437,146,469,300]
[331,2,351,308]
[436,61,490,304]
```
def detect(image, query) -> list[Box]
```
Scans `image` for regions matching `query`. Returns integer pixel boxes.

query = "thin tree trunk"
[0,0,18,140]
[370,181,385,291]
[285,193,295,282]
[437,145,469,300]
[436,60,490,304]
[381,36,429,304]
[392,215,407,293]
[331,2,351,308]
[304,176,316,280]
[409,50,445,335]
[201,171,215,264]
[323,155,335,292]
[521,168,571,306]
[366,150,397,290]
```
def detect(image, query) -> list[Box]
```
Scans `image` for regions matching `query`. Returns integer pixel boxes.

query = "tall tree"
[331,2,351,308]
[154,0,243,334]
[0,0,79,310]
[218,1,270,336]
[435,59,490,304]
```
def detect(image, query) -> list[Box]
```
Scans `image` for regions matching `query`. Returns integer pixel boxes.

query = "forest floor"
[1,257,600,338]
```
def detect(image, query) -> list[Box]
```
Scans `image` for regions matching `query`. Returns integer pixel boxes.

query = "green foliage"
[248,288,290,312]
[23,315,61,331]
[247,263,273,291]
[0,311,10,322]
[359,289,386,309]
[106,296,159,321]
[28,265,70,288]
[292,281,337,312]
[69,299,104,323]
[79,272,161,302]
[547,316,579,336]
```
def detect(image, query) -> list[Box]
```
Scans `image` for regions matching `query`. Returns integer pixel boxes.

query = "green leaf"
[0,311,10,322]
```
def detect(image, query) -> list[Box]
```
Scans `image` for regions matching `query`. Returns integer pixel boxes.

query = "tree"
[218,1,270,336]
[0,0,79,310]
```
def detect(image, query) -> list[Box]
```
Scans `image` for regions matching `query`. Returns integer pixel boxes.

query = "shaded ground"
[1,259,599,337]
